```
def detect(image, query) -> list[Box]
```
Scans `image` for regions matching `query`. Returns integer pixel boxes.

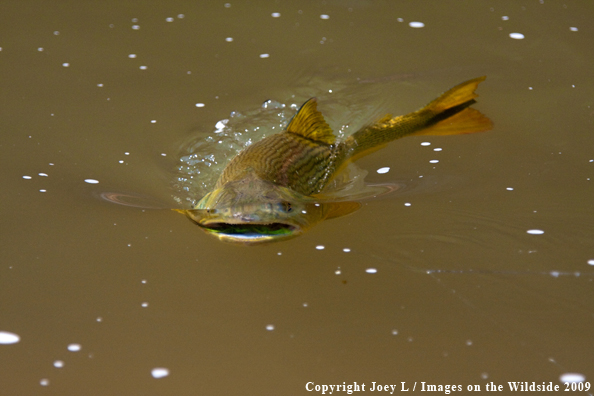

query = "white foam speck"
[560,373,585,383]
[320,14,330,20]
[392,329,398,335]
[132,25,140,30]
[40,379,50,386]
[343,248,351,253]
[53,31,60,35]
[161,153,166,156]
[377,167,390,174]
[62,62,70,67]
[177,14,185,19]
[0,331,20,344]
[272,12,281,18]
[139,65,147,70]
[39,173,48,177]
[39,189,47,193]
[409,21,424,28]
[259,53,270,58]
[502,16,509,20]
[67,343,81,352]
[151,368,170,378]
[527,229,544,235]
[316,245,325,250]
[38,47,44,51]
[569,27,578,32]
[587,260,594,266]
[506,187,514,191]
[166,17,174,22]
[141,302,149,307]
[397,18,403,22]
[366,268,377,274]
[509,32,525,39]
[150,120,156,123]
[404,203,411,207]
[23,175,32,179]
[335,268,341,275]
[433,148,442,151]
[225,37,233,42]
[429,159,439,164]
[481,373,489,380]
[128,54,137,58]
[266,324,275,331]
[421,142,431,146]
[53,360,64,368]
[84,179,99,184]
[97,83,103,87]
[195,103,205,108]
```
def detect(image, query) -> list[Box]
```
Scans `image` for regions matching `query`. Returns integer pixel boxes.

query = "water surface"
[1,1,593,394]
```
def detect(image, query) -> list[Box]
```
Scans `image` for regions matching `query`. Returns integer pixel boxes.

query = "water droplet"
[376,167,390,174]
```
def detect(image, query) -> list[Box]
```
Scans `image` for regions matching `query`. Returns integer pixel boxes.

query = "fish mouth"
[202,221,298,236]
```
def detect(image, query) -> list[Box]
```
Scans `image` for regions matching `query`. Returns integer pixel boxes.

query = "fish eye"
[282,202,293,212]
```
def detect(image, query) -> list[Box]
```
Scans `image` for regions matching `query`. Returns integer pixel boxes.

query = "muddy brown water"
[1,1,593,395]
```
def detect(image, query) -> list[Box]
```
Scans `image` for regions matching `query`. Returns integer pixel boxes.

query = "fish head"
[178,174,360,245]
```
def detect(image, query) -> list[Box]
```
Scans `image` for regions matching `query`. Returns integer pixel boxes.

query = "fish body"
[180,77,493,244]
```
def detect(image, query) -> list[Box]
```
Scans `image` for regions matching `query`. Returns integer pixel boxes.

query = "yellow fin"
[286,98,335,144]
[425,76,486,113]
[412,107,493,136]
[324,201,361,220]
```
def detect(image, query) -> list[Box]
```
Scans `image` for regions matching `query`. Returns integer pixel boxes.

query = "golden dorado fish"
[178,77,493,244]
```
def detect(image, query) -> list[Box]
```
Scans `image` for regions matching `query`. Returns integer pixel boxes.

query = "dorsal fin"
[286,98,335,144]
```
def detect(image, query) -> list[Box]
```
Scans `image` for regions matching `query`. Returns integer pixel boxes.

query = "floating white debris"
[429,160,439,164]
[84,179,99,184]
[53,31,60,35]
[177,14,185,19]
[509,32,525,39]
[320,14,330,19]
[215,119,228,132]
[315,245,325,250]
[0,331,20,344]
[265,324,275,331]
[391,329,398,335]
[139,65,147,70]
[404,203,411,206]
[433,148,442,151]
[141,302,148,307]
[335,268,341,275]
[365,268,377,274]
[502,16,509,20]
[569,27,578,32]
[376,167,390,174]
[506,187,514,191]
[481,373,489,380]
[151,368,170,378]
[466,340,473,346]
[39,173,48,177]
[39,189,47,193]
[40,379,50,386]
[421,142,431,146]
[54,360,64,368]
[409,21,424,28]
[62,62,70,67]
[343,248,351,253]
[38,47,44,51]
[165,17,174,22]
[23,175,32,179]
[271,12,280,17]
[132,25,140,30]
[128,54,137,58]
[259,53,270,58]
[225,37,233,42]
[195,103,205,108]
[97,83,103,87]
[560,373,585,383]
[150,120,156,123]
[67,343,81,352]
[527,229,544,235]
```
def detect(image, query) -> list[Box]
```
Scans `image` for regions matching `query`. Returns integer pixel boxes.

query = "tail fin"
[341,76,493,164]
[412,76,493,136]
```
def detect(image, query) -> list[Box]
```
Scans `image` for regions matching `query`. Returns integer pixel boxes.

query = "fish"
[177,76,493,244]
